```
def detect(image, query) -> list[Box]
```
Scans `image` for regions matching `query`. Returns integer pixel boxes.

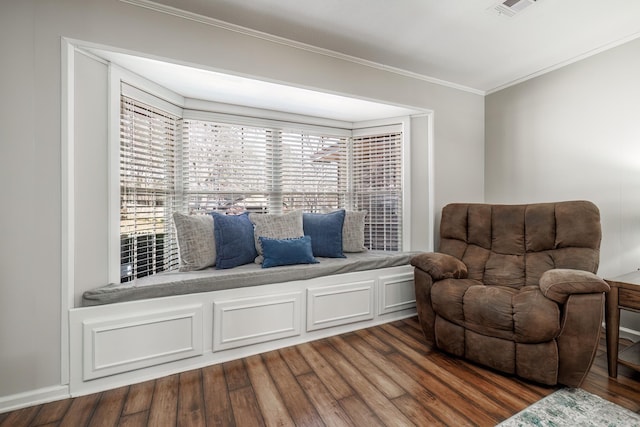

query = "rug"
[497,388,640,427]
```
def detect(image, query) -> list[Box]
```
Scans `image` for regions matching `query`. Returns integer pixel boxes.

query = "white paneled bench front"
[69,251,416,396]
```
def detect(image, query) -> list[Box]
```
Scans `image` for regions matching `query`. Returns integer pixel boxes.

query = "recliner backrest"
[438,201,601,287]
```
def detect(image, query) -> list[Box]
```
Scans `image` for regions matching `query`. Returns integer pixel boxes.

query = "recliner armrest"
[539,269,610,304]
[410,252,468,281]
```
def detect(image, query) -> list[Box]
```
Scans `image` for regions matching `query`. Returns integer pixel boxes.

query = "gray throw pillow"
[249,210,304,262]
[343,210,368,252]
[173,212,216,271]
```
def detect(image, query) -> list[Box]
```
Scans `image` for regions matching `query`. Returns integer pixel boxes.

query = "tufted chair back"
[438,201,601,287]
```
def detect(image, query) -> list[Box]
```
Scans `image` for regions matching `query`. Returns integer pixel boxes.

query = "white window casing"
[115,77,410,283]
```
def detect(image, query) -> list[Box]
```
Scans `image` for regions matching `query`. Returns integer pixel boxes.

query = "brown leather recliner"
[411,201,609,387]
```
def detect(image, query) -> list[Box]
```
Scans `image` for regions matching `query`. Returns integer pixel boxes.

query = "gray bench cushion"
[82,251,415,306]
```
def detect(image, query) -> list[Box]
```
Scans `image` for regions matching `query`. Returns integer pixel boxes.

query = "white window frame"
[107,67,185,283]
[353,118,411,252]
[107,67,411,284]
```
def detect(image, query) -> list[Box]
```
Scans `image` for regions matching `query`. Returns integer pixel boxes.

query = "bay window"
[119,90,406,282]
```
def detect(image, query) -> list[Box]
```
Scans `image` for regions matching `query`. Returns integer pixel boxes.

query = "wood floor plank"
[345,330,470,426]
[117,411,148,427]
[453,354,552,402]
[351,327,395,355]
[379,322,431,356]
[369,327,500,426]
[588,363,640,401]
[177,370,206,427]
[297,341,354,400]
[296,372,355,427]
[338,395,385,427]
[147,373,179,427]
[402,316,424,331]
[121,380,155,416]
[30,398,72,426]
[228,387,264,427]
[244,354,294,427]
[396,319,428,343]
[261,350,324,427]
[223,359,250,391]
[581,375,640,412]
[201,364,234,427]
[278,345,312,376]
[88,386,129,427]
[386,352,486,426]
[0,405,39,427]
[392,394,447,426]
[428,349,551,413]
[311,339,416,427]
[60,393,102,427]
[328,335,406,399]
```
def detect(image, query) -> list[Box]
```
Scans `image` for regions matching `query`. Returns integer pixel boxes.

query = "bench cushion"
[82,251,415,306]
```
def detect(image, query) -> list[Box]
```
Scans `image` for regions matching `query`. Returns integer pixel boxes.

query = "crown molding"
[487,30,640,95]
[120,0,485,96]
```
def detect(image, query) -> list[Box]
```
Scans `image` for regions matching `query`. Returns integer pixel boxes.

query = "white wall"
[0,0,483,404]
[486,36,640,334]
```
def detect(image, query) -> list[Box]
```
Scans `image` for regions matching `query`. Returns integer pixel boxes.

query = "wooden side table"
[605,271,640,377]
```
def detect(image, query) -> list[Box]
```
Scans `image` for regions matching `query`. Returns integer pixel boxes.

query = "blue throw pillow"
[259,236,319,268]
[211,212,258,269]
[303,210,346,258]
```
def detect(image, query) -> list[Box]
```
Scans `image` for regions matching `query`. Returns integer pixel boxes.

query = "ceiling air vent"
[493,0,537,17]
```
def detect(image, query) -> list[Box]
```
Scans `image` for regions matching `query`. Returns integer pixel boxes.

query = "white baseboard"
[619,326,640,342]
[0,385,70,415]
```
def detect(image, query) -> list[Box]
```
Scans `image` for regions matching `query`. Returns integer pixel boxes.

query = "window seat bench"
[69,251,418,397]
[82,250,415,306]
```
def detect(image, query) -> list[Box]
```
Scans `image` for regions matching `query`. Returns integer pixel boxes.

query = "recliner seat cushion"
[431,281,560,343]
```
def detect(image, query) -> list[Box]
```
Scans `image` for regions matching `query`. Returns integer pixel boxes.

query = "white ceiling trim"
[121,0,486,96]
[487,30,640,95]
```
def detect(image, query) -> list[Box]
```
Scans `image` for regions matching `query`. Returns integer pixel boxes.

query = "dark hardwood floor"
[1,316,638,426]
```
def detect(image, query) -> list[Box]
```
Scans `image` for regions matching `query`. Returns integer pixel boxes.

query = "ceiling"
[147,0,640,93]
[89,49,422,122]
[99,0,640,121]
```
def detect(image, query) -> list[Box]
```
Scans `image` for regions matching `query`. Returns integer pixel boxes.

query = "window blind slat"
[352,131,403,251]
[181,120,271,214]
[120,96,180,282]
[276,130,348,213]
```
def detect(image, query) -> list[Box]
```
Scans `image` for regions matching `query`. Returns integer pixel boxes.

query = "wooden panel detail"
[213,292,302,351]
[83,305,203,380]
[378,272,416,315]
[619,288,640,311]
[307,281,375,331]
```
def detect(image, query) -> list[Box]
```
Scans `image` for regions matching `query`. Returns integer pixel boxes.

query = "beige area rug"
[497,387,640,427]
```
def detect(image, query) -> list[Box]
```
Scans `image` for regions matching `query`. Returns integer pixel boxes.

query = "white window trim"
[353,119,411,251]
[106,62,413,283]
[107,67,187,283]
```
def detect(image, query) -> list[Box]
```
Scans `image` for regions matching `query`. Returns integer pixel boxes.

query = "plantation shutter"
[351,128,403,251]
[181,120,270,214]
[120,96,180,282]
[277,130,348,213]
